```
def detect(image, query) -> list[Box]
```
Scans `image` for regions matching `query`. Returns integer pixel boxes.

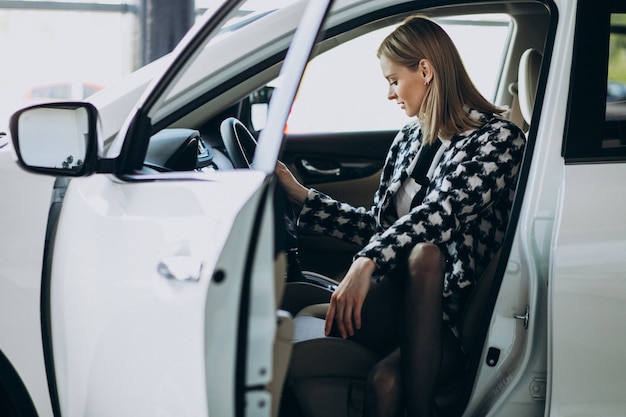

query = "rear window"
[563,2,626,162]
[604,14,626,149]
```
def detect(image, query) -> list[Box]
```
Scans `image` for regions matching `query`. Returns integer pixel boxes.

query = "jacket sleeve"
[357,120,526,275]
[296,128,408,247]
[297,188,378,247]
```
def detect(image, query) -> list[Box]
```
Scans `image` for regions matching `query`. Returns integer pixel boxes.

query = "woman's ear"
[419,59,433,85]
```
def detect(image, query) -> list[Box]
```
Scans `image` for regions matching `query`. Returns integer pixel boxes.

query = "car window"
[145,2,306,127]
[605,14,626,143]
[284,14,511,133]
[563,2,626,162]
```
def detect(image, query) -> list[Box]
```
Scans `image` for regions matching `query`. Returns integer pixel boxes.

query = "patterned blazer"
[298,109,526,327]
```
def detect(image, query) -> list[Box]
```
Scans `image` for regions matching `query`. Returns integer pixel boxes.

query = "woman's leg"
[332,243,463,416]
[327,271,405,416]
[401,242,446,417]
[363,326,465,417]
[363,348,403,417]
[358,243,450,417]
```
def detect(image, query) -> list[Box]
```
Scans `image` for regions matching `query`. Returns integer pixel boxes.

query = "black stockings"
[337,243,464,417]
[400,243,445,417]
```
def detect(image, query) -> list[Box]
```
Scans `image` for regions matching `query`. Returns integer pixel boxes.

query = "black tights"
[331,243,464,417]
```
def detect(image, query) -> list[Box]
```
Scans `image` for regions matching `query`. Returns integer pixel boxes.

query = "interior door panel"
[281,130,395,279]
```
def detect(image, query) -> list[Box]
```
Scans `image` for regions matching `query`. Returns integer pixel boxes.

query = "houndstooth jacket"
[298,109,526,328]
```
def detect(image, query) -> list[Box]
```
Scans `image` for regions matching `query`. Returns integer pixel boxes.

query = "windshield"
[207,0,299,44]
[145,0,306,127]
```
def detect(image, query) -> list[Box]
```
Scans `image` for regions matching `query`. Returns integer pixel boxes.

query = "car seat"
[263,251,293,417]
[509,48,543,131]
[518,48,542,126]
[283,251,502,417]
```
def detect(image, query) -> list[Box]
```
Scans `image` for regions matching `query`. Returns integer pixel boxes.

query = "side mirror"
[10,102,99,176]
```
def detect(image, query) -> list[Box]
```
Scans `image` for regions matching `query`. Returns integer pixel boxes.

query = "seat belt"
[409,138,442,209]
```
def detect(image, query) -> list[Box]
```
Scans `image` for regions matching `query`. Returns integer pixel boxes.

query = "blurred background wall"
[0,0,212,130]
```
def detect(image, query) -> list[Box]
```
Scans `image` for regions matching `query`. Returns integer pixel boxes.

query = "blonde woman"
[277,15,526,417]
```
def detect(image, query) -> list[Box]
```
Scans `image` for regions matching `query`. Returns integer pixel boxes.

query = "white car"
[1,0,625,417]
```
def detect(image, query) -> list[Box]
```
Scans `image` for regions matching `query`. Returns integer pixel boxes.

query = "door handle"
[157,255,203,282]
[300,159,340,176]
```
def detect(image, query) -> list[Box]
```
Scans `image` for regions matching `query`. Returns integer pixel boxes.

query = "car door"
[8,1,332,416]
[549,1,626,414]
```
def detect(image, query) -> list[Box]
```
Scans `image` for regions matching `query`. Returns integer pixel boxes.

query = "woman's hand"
[325,256,376,338]
[275,161,309,207]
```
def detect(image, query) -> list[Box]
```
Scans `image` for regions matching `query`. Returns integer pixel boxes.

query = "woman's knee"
[407,243,445,277]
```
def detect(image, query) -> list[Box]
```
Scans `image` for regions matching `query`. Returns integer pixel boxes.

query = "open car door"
[9,1,333,416]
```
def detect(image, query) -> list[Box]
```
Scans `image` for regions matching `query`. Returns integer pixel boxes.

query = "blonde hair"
[377,15,503,143]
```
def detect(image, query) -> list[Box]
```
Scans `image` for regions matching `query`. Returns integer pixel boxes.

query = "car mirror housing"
[10,102,99,177]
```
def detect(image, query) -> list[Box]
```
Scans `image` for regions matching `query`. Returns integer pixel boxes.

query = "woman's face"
[380,54,430,118]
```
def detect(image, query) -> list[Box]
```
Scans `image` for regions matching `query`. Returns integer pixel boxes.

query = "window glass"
[563,3,626,162]
[147,1,304,126]
[285,14,511,133]
[604,14,626,150]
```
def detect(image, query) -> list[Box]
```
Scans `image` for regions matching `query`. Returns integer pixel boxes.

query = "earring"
[424,80,430,86]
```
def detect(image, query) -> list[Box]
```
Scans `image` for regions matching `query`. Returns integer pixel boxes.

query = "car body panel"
[550,165,626,416]
[0,148,55,417]
[546,2,626,415]
[48,171,267,416]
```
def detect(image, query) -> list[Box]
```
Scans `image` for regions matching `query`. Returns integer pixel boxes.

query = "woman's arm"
[275,161,379,246]
[325,256,376,338]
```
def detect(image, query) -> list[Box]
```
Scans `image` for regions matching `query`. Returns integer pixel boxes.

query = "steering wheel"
[220,117,258,169]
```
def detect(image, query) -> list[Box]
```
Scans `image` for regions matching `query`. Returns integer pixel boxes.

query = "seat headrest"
[518,48,542,125]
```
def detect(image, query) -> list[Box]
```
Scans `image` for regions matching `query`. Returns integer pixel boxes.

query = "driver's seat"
[282,250,502,417]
